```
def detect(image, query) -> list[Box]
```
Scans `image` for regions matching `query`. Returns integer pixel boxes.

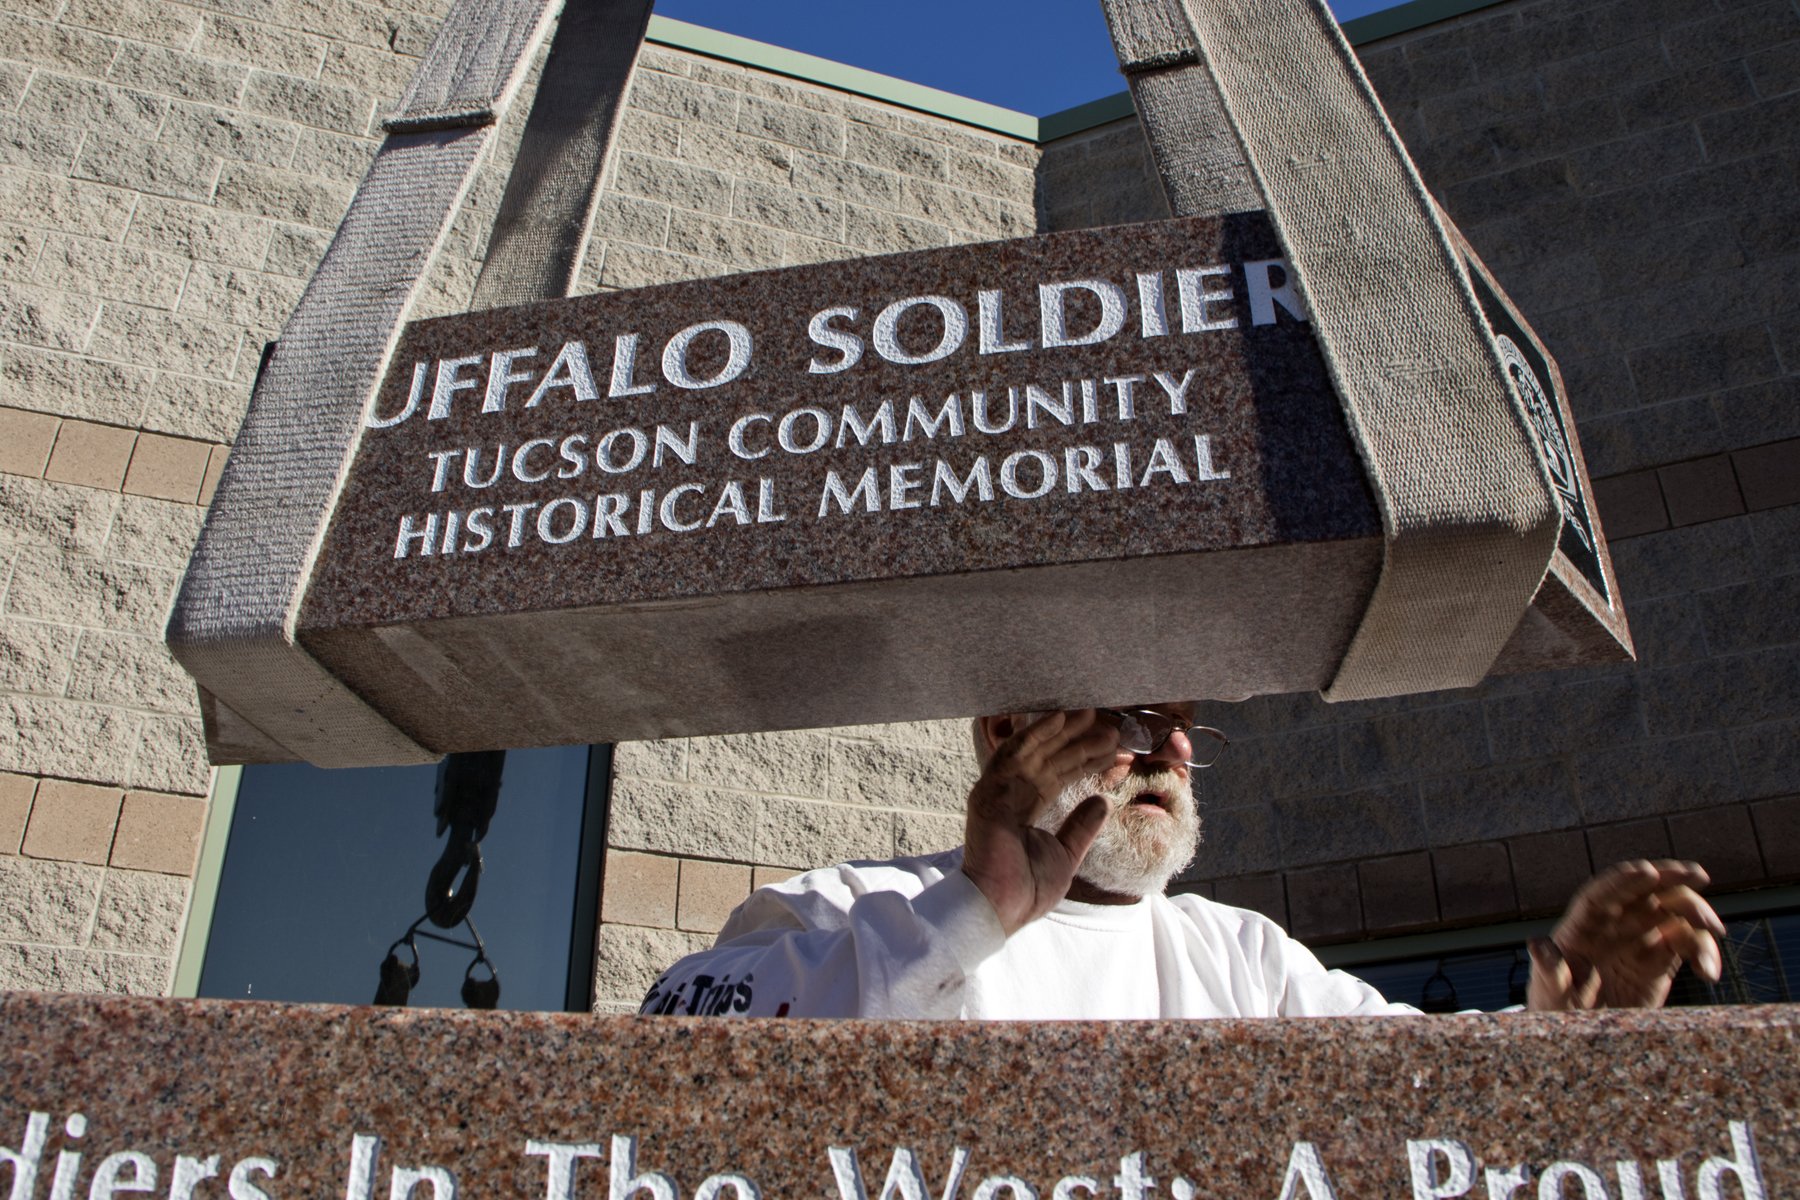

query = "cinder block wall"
[1154,0,1800,947]
[0,0,450,992]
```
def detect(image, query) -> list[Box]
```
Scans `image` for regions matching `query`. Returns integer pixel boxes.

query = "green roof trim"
[646,0,1517,144]
[645,15,1038,140]
[1038,91,1136,142]
[1341,0,1511,45]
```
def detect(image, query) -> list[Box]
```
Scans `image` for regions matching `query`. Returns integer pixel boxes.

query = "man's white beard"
[1033,768,1200,897]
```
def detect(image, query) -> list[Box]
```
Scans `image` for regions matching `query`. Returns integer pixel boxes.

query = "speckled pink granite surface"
[2,995,1793,1200]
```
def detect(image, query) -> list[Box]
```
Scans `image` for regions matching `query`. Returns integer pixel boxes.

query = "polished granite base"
[1,995,1791,1200]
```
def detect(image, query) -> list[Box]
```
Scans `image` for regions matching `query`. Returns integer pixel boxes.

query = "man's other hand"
[963,710,1120,936]
[1527,859,1726,1010]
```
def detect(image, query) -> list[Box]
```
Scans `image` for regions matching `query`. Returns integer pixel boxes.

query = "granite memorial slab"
[166,0,1629,767]
[1,995,1793,1200]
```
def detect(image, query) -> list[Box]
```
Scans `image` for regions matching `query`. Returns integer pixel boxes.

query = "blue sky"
[653,0,1404,116]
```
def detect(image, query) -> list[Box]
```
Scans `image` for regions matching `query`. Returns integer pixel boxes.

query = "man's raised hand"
[1527,859,1726,1010]
[962,710,1121,936]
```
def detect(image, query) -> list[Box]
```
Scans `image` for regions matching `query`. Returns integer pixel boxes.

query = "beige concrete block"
[109,790,204,874]
[608,777,758,860]
[141,372,246,443]
[635,47,693,78]
[86,301,242,378]
[90,867,189,951]
[125,196,272,269]
[0,11,119,76]
[0,172,135,241]
[107,41,248,107]
[830,738,970,813]
[688,729,830,799]
[198,445,227,507]
[0,225,45,280]
[677,859,751,934]
[72,133,221,207]
[732,179,842,241]
[591,193,670,251]
[0,943,169,995]
[0,408,59,477]
[62,0,199,47]
[0,855,102,943]
[893,810,963,858]
[612,738,687,784]
[0,281,102,353]
[0,771,37,854]
[103,493,206,568]
[318,43,414,99]
[66,630,193,715]
[0,617,81,695]
[5,547,180,635]
[0,347,148,428]
[627,69,739,129]
[600,849,677,928]
[738,95,844,154]
[898,177,1030,239]
[156,102,299,172]
[0,696,141,785]
[782,234,850,267]
[846,123,948,180]
[34,235,188,310]
[121,433,210,503]
[213,161,353,228]
[17,73,167,140]
[241,70,372,136]
[676,126,796,185]
[42,420,135,491]
[0,474,119,556]
[843,204,954,254]
[596,243,719,290]
[613,110,682,158]
[179,263,304,328]
[592,923,711,1007]
[946,148,1038,204]
[126,716,209,795]
[196,14,326,77]
[755,797,893,870]
[611,151,731,216]
[21,778,121,864]
[666,209,788,270]
[263,223,331,278]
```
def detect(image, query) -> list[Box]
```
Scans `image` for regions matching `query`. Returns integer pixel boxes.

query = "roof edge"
[646,0,1516,144]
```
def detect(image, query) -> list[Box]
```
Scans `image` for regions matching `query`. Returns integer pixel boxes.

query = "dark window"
[197,744,609,1012]
[1343,908,1800,1012]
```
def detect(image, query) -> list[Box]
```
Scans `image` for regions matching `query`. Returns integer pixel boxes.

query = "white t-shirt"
[637,850,1417,1019]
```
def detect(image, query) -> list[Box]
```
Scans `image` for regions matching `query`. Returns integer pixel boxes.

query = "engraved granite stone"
[0,995,1794,1200]
[291,213,1387,753]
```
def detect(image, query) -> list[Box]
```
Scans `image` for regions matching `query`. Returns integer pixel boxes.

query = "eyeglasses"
[1098,708,1229,769]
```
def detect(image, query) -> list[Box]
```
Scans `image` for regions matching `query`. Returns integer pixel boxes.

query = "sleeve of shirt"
[636,867,1007,1019]
[1264,928,1421,1016]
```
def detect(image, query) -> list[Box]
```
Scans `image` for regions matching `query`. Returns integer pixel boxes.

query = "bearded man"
[638,706,1724,1019]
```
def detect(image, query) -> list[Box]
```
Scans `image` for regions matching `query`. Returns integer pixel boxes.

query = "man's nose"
[1138,728,1191,769]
